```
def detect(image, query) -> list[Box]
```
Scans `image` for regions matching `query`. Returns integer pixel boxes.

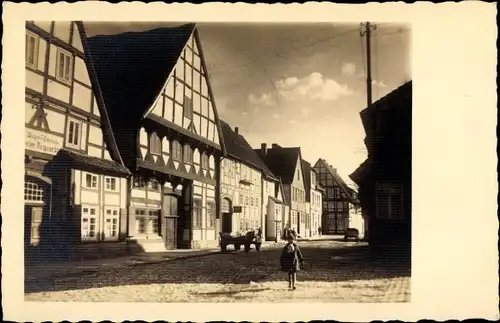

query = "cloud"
[341,62,356,76]
[372,80,387,88]
[248,93,274,106]
[272,113,281,120]
[275,72,355,102]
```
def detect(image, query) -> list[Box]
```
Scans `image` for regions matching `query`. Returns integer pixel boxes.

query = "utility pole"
[360,22,377,107]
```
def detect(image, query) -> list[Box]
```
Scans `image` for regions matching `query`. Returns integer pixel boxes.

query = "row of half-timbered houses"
[23,21,362,262]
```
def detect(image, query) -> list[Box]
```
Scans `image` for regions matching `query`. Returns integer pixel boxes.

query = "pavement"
[25,237,411,302]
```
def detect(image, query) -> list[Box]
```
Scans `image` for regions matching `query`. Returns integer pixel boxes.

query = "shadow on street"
[25,243,411,294]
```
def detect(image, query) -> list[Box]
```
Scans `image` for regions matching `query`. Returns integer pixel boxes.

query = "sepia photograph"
[2,2,498,322]
[23,20,411,303]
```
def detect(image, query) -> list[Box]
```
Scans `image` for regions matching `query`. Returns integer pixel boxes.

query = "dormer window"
[149,132,161,155]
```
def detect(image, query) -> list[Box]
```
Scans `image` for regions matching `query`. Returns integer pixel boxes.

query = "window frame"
[183,144,193,164]
[81,205,99,241]
[104,207,120,239]
[56,47,73,85]
[25,31,39,69]
[149,132,162,155]
[24,180,44,204]
[171,140,182,161]
[66,118,82,149]
[133,176,146,189]
[192,198,202,229]
[206,201,216,228]
[183,95,194,119]
[84,173,98,190]
[104,176,118,192]
[135,208,161,235]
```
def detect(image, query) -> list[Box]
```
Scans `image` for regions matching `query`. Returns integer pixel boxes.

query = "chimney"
[261,143,267,155]
[234,127,239,134]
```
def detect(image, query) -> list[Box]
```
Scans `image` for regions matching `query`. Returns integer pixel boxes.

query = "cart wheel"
[244,244,250,253]
[255,243,261,251]
[234,244,241,251]
[221,244,227,252]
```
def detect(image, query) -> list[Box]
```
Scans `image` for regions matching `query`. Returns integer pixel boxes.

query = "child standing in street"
[280,233,304,290]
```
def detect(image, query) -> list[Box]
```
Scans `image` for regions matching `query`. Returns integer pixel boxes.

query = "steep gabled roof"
[220,121,276,180]
[83,23,195,120]
[317,158,358,204]
[74,22,129,170]
[301,159,312,201]
[255,146,302,185]
[361,80,412,116]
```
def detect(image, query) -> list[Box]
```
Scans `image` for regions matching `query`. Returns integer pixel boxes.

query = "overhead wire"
[209,26,361,77]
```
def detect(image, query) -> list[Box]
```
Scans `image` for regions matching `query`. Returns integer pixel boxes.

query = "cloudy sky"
[85,22,411,186]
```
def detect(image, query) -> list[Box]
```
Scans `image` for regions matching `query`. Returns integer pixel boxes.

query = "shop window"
[135,208,160,235]
[24,181,44,203]
[82,206,98,240]
[26,31,39,69]
[105,177,117,192]
[84,173,98,189]
[104,208,119,239]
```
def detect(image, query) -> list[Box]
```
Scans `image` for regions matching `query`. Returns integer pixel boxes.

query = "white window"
[24,181,44,203]
[66,118,82,148]
[183,144,193,164]
[81,206,98,240]
[135,208,160,235]
[84,173,98,189]
[104,208,119,239]
[105,177,117,192]
[56,47,73,84]
[26,31,39,69]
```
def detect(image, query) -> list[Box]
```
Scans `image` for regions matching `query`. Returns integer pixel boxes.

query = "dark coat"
[280,243,304,272]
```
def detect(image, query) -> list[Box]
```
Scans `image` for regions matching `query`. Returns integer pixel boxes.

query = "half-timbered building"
[24,21,131,261]
[219,122,283,240]
[349,81,412,252]
[255,144,308,237]
[314,159,361,235]
[83,23,226,250]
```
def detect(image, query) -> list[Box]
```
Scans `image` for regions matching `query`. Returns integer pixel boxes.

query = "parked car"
[344,228,360,242]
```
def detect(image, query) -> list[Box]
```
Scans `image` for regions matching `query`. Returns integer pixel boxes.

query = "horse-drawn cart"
[219,229,262,253]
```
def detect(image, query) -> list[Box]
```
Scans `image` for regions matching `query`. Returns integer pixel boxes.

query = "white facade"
[220,158,262,233]
[24,21,129,248]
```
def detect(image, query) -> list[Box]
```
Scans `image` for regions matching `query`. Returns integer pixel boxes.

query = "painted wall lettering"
[25,128,63,155]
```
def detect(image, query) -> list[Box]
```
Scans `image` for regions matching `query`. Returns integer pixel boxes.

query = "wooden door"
[163,194,178,250]
[30,207,43,246]
[222,213,232,233]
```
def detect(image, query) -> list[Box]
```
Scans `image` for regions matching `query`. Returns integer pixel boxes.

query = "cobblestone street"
[25,239,410,302]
